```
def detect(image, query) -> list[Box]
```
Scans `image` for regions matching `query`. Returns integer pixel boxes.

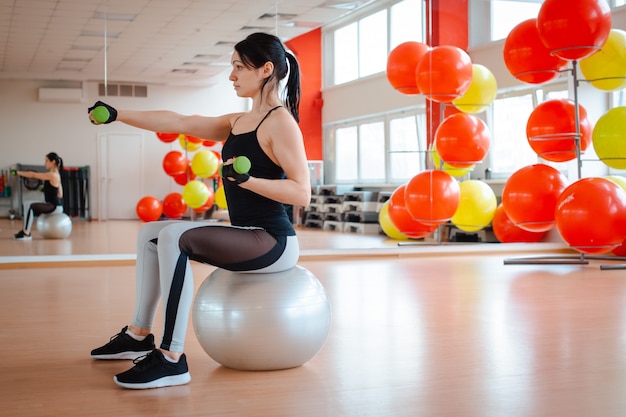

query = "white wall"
[0,74,248,219]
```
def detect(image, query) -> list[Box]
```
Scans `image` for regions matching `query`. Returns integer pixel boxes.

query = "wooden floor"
[2,218,626,417]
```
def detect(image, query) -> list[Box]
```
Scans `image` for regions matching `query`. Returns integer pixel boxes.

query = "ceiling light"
[193,54,222,60]
[81,30,121,38]
[93,11,136,21]
[259,12,299,20]
[70,45,103,51]
[321,1,367,10]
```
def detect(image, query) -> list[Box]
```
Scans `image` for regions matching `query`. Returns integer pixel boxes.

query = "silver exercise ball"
[36,213,72,239]
[192,265,331,371]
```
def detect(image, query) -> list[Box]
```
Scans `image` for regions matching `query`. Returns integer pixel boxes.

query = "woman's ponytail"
[284,52,301,123]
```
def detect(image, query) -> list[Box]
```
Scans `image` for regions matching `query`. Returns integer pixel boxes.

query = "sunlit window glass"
[359,10,388,78]
[389,115,422,180]
[390,0,423,48]
[359,122,386,181]
[336,126,358,181]
[491,1,542,41]
[334,23,359,84]
[491,94,537,172]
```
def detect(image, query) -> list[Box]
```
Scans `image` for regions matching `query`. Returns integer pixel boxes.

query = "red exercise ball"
[173,162,196,186]
[184,135,203,144]
[386,41,430,95]
[555,177,626,254]
[537,0,612,61]
[503,18,568,84]
[435,113,490,168]
[501,164,568,232]
[526,99,592,162]
[156,132,179,143]
[492,203,546,243]
[163,151,188,177]
[136,196,163,222]
[162,192,188,219]
[415,45,473,103]
[404,170,460,226]
[387,185,439,239]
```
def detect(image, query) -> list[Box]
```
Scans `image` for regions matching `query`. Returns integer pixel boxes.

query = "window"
[389,0,423,49]
[389,114,427,181]
[333,24,359,85]
[488,84,570,175]
[490,0,542,41]
[328,0,422,86]
[334,121,387,184]
[330,109,427,185]
[489,94,537,174]
[359,11,388,78]
[332,11,387,84]
[359,121,387,181]
[336,126,358,181]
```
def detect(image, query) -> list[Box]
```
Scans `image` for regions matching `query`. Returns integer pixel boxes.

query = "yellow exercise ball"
[214,185,228,209]
[580,29,626,91]
[592,106,626,169]
[179,134,203,152]
[452,64,498,114]
[191,150,219,178]
[430,145,474,178]
[605,175,626,192]
[182,180,210,209]
[378,201,410,240]
[451,180,497,232]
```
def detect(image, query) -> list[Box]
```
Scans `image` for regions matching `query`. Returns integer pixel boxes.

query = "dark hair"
[46,152,64,171]
[234,32,301,122]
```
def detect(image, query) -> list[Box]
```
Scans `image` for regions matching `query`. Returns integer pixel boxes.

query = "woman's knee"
[137,220,176,243]
[157,222,199,245]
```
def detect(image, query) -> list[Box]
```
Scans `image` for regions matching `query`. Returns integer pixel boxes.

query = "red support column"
[286,28,323,161]
[425,0,469,148]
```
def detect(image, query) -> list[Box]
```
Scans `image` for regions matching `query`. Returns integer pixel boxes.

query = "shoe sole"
[113,372,191,389]
[15,237,32,240]
[91,350,153,360]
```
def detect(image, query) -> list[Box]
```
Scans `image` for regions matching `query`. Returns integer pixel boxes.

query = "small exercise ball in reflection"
[36,213,72,239]
[192,266,331,371]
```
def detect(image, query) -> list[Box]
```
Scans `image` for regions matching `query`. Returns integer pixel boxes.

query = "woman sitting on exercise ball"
[13,152,64,240]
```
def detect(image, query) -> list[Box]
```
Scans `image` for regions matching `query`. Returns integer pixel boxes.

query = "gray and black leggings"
[23,204,63,234]
[130,221,299,352]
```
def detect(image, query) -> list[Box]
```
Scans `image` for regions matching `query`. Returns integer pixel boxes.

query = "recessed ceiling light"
[259,12,299,20]
[70,45,103,51]
[93,11,136,21]
[81,30,120,38]
[321,1,367,10]
[193,54,222,60]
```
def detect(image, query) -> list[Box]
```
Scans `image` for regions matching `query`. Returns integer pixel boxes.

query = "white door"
[98,133,143,220]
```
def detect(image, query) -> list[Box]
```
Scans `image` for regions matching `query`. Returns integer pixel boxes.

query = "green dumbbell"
[10,169,17,176]
[232,156,251,174]
[91,106,111,124]
[219,156,251,176]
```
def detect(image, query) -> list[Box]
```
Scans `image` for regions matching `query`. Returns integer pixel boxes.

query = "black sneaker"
[14,231,31,240]
[91,326,155,360]
[114,349,191,389]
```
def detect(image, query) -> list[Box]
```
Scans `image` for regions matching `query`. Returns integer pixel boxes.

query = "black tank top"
[221,106,295,237]
[43,180,62,206]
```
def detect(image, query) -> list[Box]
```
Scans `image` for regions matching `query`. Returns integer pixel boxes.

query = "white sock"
[125,328,146,341]
[162,353,180,363]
